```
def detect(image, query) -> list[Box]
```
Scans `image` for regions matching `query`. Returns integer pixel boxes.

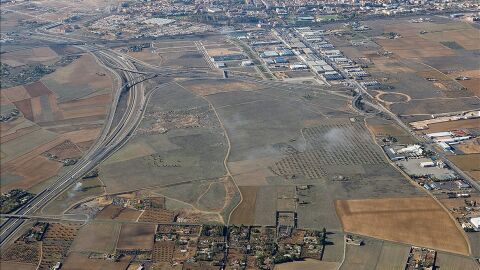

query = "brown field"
[45,140,82,159]
[370,57,416,73]
[0,262,37,270]
[206,47,241,57]
[43,54,112,90]
[70,223,120,253]
[376,37,454,59]
[456,138,480,154]
[448,154,480,181]
[0,241,40,265]
[138,209,175,223]
[274,259,339,270]
[422,29,480,51]
[178,80,260,96]
[230,186,258,225]
[95,205,142,221]
[61,106,108,119]
[1,86,31,102]
[62,252,130,270]
[127,50,164,65]
[335,197,469,255]
[43,223,79,241]
[1,47,58,66]
[366,122,415,144]
[447,70,480,96]
[1,155,62,191]
[59,94,112,108]
[424,118,480,133]
[13,99,34,120]
[61,128,101,144]
[116,223,155,251]
[24,81,54,97]
[1,125,39,144]
[229,157,277,186]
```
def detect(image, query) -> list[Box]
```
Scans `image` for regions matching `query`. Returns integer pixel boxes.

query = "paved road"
[0,41,146,247]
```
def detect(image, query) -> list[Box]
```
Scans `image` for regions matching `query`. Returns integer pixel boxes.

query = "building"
[260,51,278,58]
[215,62,226,68]
[420,161,435,168]
[241,60,254,66]
[470,217,480,230]
[289,63,308,70]
[274,57,288,64]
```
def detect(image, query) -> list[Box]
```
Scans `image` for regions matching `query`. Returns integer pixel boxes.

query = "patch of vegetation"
[0,55,80,88]
[440,41,464,50]
[0,189,35,214]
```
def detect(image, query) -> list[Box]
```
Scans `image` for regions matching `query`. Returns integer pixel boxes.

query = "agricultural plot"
[230,186,258,225]
[335,197,469,255]
[435,252,478,270]
[70,222,120,253]
[138,209,175,223]
[95,205,142,221]
[275,259,339,270]
[339,237,410,270]
[41,54,112,102]
[0,241,40,266]
[272,120,386,179]
[116,223,155,251]
[61,252,130,270]
[1,47,59,67]
[1,48,114,193]
[39,223,80,270]
[0,262,37,270]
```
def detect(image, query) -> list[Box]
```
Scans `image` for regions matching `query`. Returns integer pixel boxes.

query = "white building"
[470,217,480,230]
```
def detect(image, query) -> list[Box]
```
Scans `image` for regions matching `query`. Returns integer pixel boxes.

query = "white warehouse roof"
[471,217,480,229]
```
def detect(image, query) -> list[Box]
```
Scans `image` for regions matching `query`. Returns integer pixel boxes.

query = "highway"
[0,40,147,247]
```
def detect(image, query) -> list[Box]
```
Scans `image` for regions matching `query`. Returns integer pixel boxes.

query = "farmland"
[335,197,469,255]
[1,44,114,195]
[116,223,155,251]
[70,222,120,253]
[339,237,410,270]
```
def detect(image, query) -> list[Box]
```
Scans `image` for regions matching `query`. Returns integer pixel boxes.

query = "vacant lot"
[70,223,120,253]
[178,79,261,96]
[376,36,454,59]
[424,118,480,133]
[456,139,480,154]
[366,120,415,144]
[0,262,36,270]
[335,197,469,255]
[95,205,142,221]
[339,237,410,270]
[116,223,155,251]
[230,186,258,225]
[275,259,339,270]
[62,252,130,270]
[448,154,480,181]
